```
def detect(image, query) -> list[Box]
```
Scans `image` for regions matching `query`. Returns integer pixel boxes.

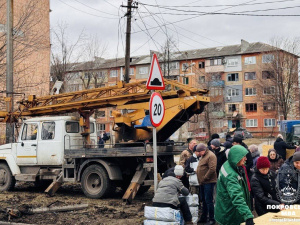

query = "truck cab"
[0,116,97,191]
[279,120,300,145]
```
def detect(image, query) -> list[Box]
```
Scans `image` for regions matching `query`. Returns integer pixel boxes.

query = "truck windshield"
[294,126,300,135]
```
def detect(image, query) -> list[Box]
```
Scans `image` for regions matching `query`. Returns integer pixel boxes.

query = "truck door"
[17,123,38,164]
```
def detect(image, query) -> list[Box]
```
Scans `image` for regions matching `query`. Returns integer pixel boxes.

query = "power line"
[139,3,300,16]
[58,0,118,19]
[103,0,120,9]
[132,0,258,34]
[73,0,119,16]
[140,0,297,8]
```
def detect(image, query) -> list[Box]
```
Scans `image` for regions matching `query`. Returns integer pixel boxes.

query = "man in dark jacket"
[223,134,233,150]
[179,139,197,188]
[215,145,254,225]
[274,134,297,160]
[207,133,219,150]
[153,165,193,224]
[277,151,300,204]
[210,139,227,176]
[250,156,281,216]
[196,144,217,225]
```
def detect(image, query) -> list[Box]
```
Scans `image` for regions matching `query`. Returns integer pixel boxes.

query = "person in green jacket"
[215,145,254,225]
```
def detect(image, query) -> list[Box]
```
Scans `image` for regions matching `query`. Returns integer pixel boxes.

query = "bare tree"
[50,21,85,93]
[259,37,300,120]
[79,34,107,90]
[0,0,50,97]
[160,37,176,78]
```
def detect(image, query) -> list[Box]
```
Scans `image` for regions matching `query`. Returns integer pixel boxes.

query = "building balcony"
[208,80,225,87]
[211,111,225,117]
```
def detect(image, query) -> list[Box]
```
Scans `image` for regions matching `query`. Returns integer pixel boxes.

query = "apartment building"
[0,0,50,143]
[62,40,299,138]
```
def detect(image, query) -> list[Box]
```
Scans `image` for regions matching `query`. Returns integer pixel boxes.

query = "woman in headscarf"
[267,149,284,173]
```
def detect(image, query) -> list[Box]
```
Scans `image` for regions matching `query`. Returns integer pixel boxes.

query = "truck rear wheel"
[0,163,16,191]
[81,164,111,199]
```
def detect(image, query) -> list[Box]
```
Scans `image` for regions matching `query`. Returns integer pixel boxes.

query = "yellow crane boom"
[0,79,210,143]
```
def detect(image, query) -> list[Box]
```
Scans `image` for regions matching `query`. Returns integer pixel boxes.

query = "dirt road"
[0,182,152,225]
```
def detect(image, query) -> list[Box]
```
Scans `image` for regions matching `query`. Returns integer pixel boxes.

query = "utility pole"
[122,0,137,83]
[6,0,14,143]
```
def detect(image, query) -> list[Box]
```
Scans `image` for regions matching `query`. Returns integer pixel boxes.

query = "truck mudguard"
[0,154,21,175]
[77,159,122,181]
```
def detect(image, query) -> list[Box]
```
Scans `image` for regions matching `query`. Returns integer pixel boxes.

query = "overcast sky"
[50,0,300,60]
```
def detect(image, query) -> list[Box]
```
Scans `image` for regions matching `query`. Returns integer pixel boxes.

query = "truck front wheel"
[81,164,111,199]
[0,163,16,191]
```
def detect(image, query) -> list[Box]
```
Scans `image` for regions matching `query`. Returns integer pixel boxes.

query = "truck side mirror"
[21,142,24,147]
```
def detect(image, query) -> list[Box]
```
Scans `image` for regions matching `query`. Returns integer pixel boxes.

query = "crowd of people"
[152,133,300,225]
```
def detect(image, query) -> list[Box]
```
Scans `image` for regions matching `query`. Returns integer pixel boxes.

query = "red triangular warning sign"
[146,53,165,90]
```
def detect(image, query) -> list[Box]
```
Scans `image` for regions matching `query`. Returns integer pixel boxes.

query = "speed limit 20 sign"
[149,92,165,127]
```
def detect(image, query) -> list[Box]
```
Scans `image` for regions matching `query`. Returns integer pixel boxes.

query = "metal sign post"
[149,92,165,192]
[153,126,158,192]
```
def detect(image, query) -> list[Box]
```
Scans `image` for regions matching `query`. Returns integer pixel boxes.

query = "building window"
[199,61,205,68]
[110,70,118,77]
[96,110,105,118]
[227,88,240,97]
[245,88,256,96]
[264,118,276,127]
[263,86,275,95]
[183,77,189,84]
[211,74,221,80]
[228,104,237,112]
[262,54,274,63]
[210,88,223,96]
[227,73,239,81]
[244,72,256,80]
[262,71,275,79]
[246,119,258,127]
[84,73,90,79]
[212,120,223,128]
[227,58,238,67]
[182,63,189,71]
[199,76,205,83]
[263,102,276,111]
[213,103,222,111]
[199,121,205,128]
[138,67,148,74]
[244,56,256,65]
[129,68,134,75]
[170,62,179,70]
[96,123,106,131]
[246,103,257,112]
[96,71,106,78]
[210,58,222,66]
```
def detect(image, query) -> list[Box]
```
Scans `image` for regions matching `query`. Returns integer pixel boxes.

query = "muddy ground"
[0,182,153,225]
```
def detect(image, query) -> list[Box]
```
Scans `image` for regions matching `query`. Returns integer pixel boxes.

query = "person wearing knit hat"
[250,156,281,216]
[207,133,220,150]
[196,143,217,224]
[256,156,270,170]
[210,139,227,176]
[153,164,193,224]
[267,149,284,173]
[277,151,300,204]
[249,144,260,169]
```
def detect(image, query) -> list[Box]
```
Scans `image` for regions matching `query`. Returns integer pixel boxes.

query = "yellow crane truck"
[0,79,209,202]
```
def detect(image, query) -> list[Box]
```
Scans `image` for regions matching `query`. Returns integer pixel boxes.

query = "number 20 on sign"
[149,92,165,127]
